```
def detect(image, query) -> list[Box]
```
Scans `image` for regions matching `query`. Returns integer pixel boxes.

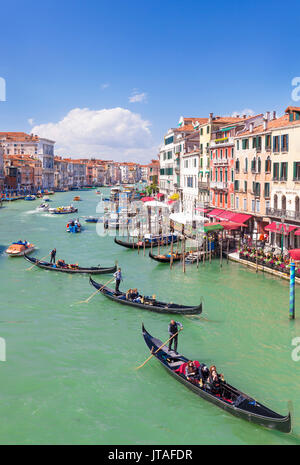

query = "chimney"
[249,122,254,133]
[236,114,240,118]
[266,111,270,121]
[263,118,268,130]
[273,111,276,119]
[209,112,213,122]
[243,114,246,119]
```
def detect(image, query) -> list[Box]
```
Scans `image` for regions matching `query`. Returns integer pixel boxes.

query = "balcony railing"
[213,158,228,165]
[210,181,228,190]
[266,207,300,221]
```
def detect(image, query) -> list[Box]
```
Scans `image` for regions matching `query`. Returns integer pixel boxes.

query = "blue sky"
[0,0,300,161]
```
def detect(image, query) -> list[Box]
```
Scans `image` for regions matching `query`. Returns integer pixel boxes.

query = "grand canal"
[0,189,300,445]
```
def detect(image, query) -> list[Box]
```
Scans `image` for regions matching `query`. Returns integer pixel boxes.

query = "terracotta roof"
[236,114,300,137]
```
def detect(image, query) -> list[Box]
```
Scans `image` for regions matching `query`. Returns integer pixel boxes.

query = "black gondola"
[114,235,178,249]
[89,277,202,315]
[141,325,291,433]
[24,254,117,274]
[149,251,185,263]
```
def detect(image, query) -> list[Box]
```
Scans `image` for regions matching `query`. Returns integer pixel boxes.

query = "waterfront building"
[198,114,245,205]
[54,157,68,190]
[233,107,300,248]
[147,159,159,186]
[0,132,55,189]
[159,117,206,198]
[3,154,42,192]
[209,114,264,211]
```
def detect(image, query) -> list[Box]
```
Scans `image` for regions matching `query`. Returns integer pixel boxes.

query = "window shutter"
[286,134,289,151]
[273,136,276,152]
[281,135,284,151]
[294,161,296,180]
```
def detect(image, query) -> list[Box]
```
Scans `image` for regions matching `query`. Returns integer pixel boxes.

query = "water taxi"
[6,240,35,257]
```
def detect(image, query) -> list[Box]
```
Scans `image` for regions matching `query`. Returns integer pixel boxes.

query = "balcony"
[198,182,209,191]
[266,207,300,221]
[210,181,228,190]
[213,158,228,166]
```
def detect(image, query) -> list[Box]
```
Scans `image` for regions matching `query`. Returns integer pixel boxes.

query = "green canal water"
[0,189,300,445]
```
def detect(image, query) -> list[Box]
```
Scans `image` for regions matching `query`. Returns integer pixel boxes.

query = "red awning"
[195,207,210,213]
[217,211,237,221]
[265,222,298,235]
[288,249,300,260]
[219,221,247,230]
[230,213,252,223]
[207,208,225,218]
[295,229,300,236]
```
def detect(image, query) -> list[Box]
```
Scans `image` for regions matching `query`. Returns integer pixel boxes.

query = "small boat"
[6,241,35,257]
[141,325,292,433]
[89,277,202,315]
[24,195,36,201]
[149,251,184,263]
[37,203,49,211]
[24,255,117,274]
[84,216,103,223]
[48,205,78,215]
[73,196,81,201]
[66,220,81,233]
[114,234,178,250]
[42,196,50,201]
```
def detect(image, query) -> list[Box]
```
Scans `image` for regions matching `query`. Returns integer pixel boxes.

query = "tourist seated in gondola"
[185,361,199,382]
[206,365,225,394]
[56,259,67,267]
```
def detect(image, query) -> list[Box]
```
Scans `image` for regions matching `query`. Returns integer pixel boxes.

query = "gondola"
[141,325,291,433]
[24,254,117,274]
[114,235,178,250]
[89,277,202,315]
[149,251,184,263]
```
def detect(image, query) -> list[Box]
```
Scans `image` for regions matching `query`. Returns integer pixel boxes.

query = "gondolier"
[168,320,183,353]
[50,248,56,263]
[114,267,122,294]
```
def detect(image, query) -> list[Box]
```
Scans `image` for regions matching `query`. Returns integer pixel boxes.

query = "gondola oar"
[136,328,183,370]
[78,276,115,304]
[26,254,49,271]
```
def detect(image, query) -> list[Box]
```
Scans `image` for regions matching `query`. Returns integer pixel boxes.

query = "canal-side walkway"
[228,251,300,284]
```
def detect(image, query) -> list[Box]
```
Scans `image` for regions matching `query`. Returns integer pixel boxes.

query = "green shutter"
[294,162,297,180]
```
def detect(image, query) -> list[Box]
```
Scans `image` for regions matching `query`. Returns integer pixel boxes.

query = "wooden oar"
[136,328,183,370]
[78,276,115,304]
[26,254,49,271]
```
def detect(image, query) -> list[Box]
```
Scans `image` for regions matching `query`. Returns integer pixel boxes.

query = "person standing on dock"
[168,320,183,353]
[50,248,56,263]
[114,267,122,295]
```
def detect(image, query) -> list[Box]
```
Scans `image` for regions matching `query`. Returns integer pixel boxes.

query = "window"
[235,159,240,172]
[165,136,174,145]
[265,134,271,150]
[234,180,239,191]
[207,126,210,134]
[244,181,247,192]
[293,162,300,180]
[225,148,228,158]
[242,139,249,150]
[281,134,289,152]
[243,198,247,211]
[273,135,280,152]
[257,157,261,173]
[237,140,239,150]
[252,182,260,196]
[256,200,260,212]
[251,199,255,212]
[225,193,228,205]
[236,196,239,209]
[264,183,270,198]
[194,158,197,167]
[244,157,248,173]
[231,170,234,182]
[273,162,280,180]
[200,128,203,135]
[251,158,256,172]
[265,156,271,172]
[280,162,288,181]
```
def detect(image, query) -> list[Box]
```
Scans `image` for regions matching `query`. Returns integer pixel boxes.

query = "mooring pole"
[290,260,295,320]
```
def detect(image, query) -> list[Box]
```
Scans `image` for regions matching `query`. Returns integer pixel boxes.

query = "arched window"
[274,194,278,210]
[251,157,256,172]
[282,195,286,211]
[265,156,271,172]
[235,158,240,172]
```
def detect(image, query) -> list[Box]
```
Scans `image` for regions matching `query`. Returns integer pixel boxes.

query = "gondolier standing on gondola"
[50,248,56,263]
[168,320,183,353]
[114,267,122,295]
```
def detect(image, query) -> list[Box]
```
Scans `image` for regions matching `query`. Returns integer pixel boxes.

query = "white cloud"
[31,107,156,162]
[231,108,255,117]
[129,90,147,103]
[101,83,110,90]
[28,118,34,125]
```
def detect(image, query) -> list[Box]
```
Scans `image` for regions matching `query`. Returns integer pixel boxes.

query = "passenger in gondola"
[185,361,199,382]
[207,365,225,394]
